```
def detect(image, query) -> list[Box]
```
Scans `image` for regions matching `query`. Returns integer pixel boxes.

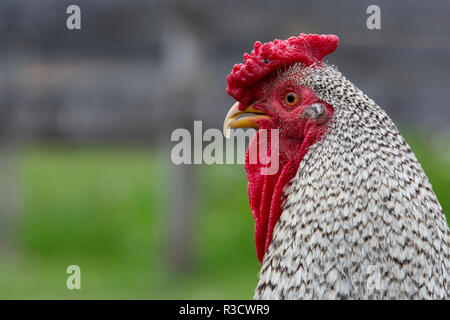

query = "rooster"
[223,34,450,299]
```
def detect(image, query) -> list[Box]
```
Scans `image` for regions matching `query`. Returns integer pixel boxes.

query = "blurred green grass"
[0,145,259,299]
[0,132,449,299]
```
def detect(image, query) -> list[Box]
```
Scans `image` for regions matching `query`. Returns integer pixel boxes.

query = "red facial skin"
[244,78,333,263]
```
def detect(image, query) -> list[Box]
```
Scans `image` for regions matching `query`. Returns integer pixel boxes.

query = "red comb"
[226,34,339,104]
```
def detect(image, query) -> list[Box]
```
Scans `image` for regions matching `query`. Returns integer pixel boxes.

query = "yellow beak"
[223,102,271,138]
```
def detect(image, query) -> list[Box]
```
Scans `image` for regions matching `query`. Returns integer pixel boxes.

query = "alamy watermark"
[366,5,381,30]
[66,265,81,290]
[366,265,382,292]
[171,121,280,175]
[66,5,81,30]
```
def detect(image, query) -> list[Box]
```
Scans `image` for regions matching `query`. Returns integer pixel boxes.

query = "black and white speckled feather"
[254,63,450,300]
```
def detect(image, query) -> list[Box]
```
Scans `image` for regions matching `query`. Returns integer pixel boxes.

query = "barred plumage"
[254,64,450,299]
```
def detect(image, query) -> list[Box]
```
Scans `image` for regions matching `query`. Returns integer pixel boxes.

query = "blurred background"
[0,0,449,299]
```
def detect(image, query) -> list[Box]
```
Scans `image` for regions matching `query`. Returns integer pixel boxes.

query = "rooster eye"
[284,92,300,107]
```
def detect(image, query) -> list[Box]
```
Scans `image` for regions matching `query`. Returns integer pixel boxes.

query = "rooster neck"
[254,65,450,299]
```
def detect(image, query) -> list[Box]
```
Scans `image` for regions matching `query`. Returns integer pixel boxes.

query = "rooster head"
[223,34,339,263]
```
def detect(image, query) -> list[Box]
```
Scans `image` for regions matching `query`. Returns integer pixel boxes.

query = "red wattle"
[245,122,330,263]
